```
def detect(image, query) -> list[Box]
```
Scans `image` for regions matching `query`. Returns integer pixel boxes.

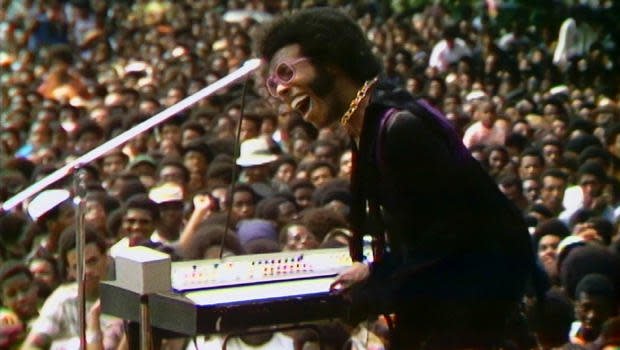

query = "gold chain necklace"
[340,77,378,126]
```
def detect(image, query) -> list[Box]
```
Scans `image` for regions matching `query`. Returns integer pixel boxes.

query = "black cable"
[220,77,251,259]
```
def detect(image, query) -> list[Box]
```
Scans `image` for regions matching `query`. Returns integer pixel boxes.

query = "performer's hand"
[330,262,370,293]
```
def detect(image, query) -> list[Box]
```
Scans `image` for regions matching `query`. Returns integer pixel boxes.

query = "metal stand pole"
[74,169,87,350]
[139,296,152,350]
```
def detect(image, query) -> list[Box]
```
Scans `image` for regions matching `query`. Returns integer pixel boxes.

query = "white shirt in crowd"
[29,283,124,350]
[429,38,472,72]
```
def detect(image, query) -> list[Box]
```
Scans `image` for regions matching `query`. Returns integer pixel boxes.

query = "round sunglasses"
[265,57,310,97]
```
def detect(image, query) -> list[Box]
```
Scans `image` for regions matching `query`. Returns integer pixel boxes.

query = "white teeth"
[291,95,307,111]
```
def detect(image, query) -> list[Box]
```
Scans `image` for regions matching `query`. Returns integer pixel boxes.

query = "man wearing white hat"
[236,136,280,199]
[148,182,185,244]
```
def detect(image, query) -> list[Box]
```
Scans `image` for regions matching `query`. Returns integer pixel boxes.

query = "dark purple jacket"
[348,81,536,333]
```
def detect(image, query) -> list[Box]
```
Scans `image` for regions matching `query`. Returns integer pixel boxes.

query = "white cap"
[236,136,279,167]
[465,89,487,101]
[149,182,184,204]
[549,85,569,97]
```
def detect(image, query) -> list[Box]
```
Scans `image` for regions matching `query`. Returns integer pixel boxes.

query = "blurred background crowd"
[1,0,620,349]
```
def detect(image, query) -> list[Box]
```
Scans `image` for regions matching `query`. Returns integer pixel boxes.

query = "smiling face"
[121,208,156,244]
[575,292,616,342]
[267,44,344,129]
[537,234,561,281]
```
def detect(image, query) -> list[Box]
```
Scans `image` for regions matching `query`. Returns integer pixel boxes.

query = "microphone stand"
[74,169,88,350]
[220,79,250,259]
[1,58,264,350]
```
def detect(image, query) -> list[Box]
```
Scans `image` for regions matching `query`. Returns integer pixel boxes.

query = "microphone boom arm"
[1,58,264,213]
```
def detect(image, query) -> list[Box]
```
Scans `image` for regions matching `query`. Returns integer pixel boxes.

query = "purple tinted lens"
[266,77,278,96]
[275,62,295,82]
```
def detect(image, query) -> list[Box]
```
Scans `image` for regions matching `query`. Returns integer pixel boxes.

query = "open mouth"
[291,95,311,118]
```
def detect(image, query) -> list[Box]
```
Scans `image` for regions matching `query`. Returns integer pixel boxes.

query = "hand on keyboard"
[329,262,369,293]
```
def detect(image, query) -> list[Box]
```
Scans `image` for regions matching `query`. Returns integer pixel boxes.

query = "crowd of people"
[1,0,620,349]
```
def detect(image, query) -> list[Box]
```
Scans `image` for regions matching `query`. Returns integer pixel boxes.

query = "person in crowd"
[148,182,185,244]
[257,8,535,348]
[299,207,349,244]
[255,195,299,232]
[542,139,564,169]
[519,148,546,181]
[126,154,158,189]
[289,179,315,211]
[0,261,40,342]
[1,1,620,349]
[569,274,618,347]
[539,169,570,218]
[462,99,508,148]
[523,177,542,206]
[156,157,190,196]
[553,6,601,72]
[109,193,159,256]
[239,113,262,142]
[205,161,234,190]
[307,161,337,188]
[337,149,353,181]
[309,139,340,167]
[22,227,124,350]
[27,254,60,301]
[159,117,184,148]
[182,140,213,195]
[227,184,258,225]
[532,219,571,286]
[279,223,319,252]
[99,150,129,191]
[429,25,472,73]
[180,121,206,149]
[270,156,297,192]
[486,144,511,179]
[497,173,529,211]
[560,160,614,224]
[83,192,117,242]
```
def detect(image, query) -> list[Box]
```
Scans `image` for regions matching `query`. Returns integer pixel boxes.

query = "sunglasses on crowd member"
[266,57,310,97]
